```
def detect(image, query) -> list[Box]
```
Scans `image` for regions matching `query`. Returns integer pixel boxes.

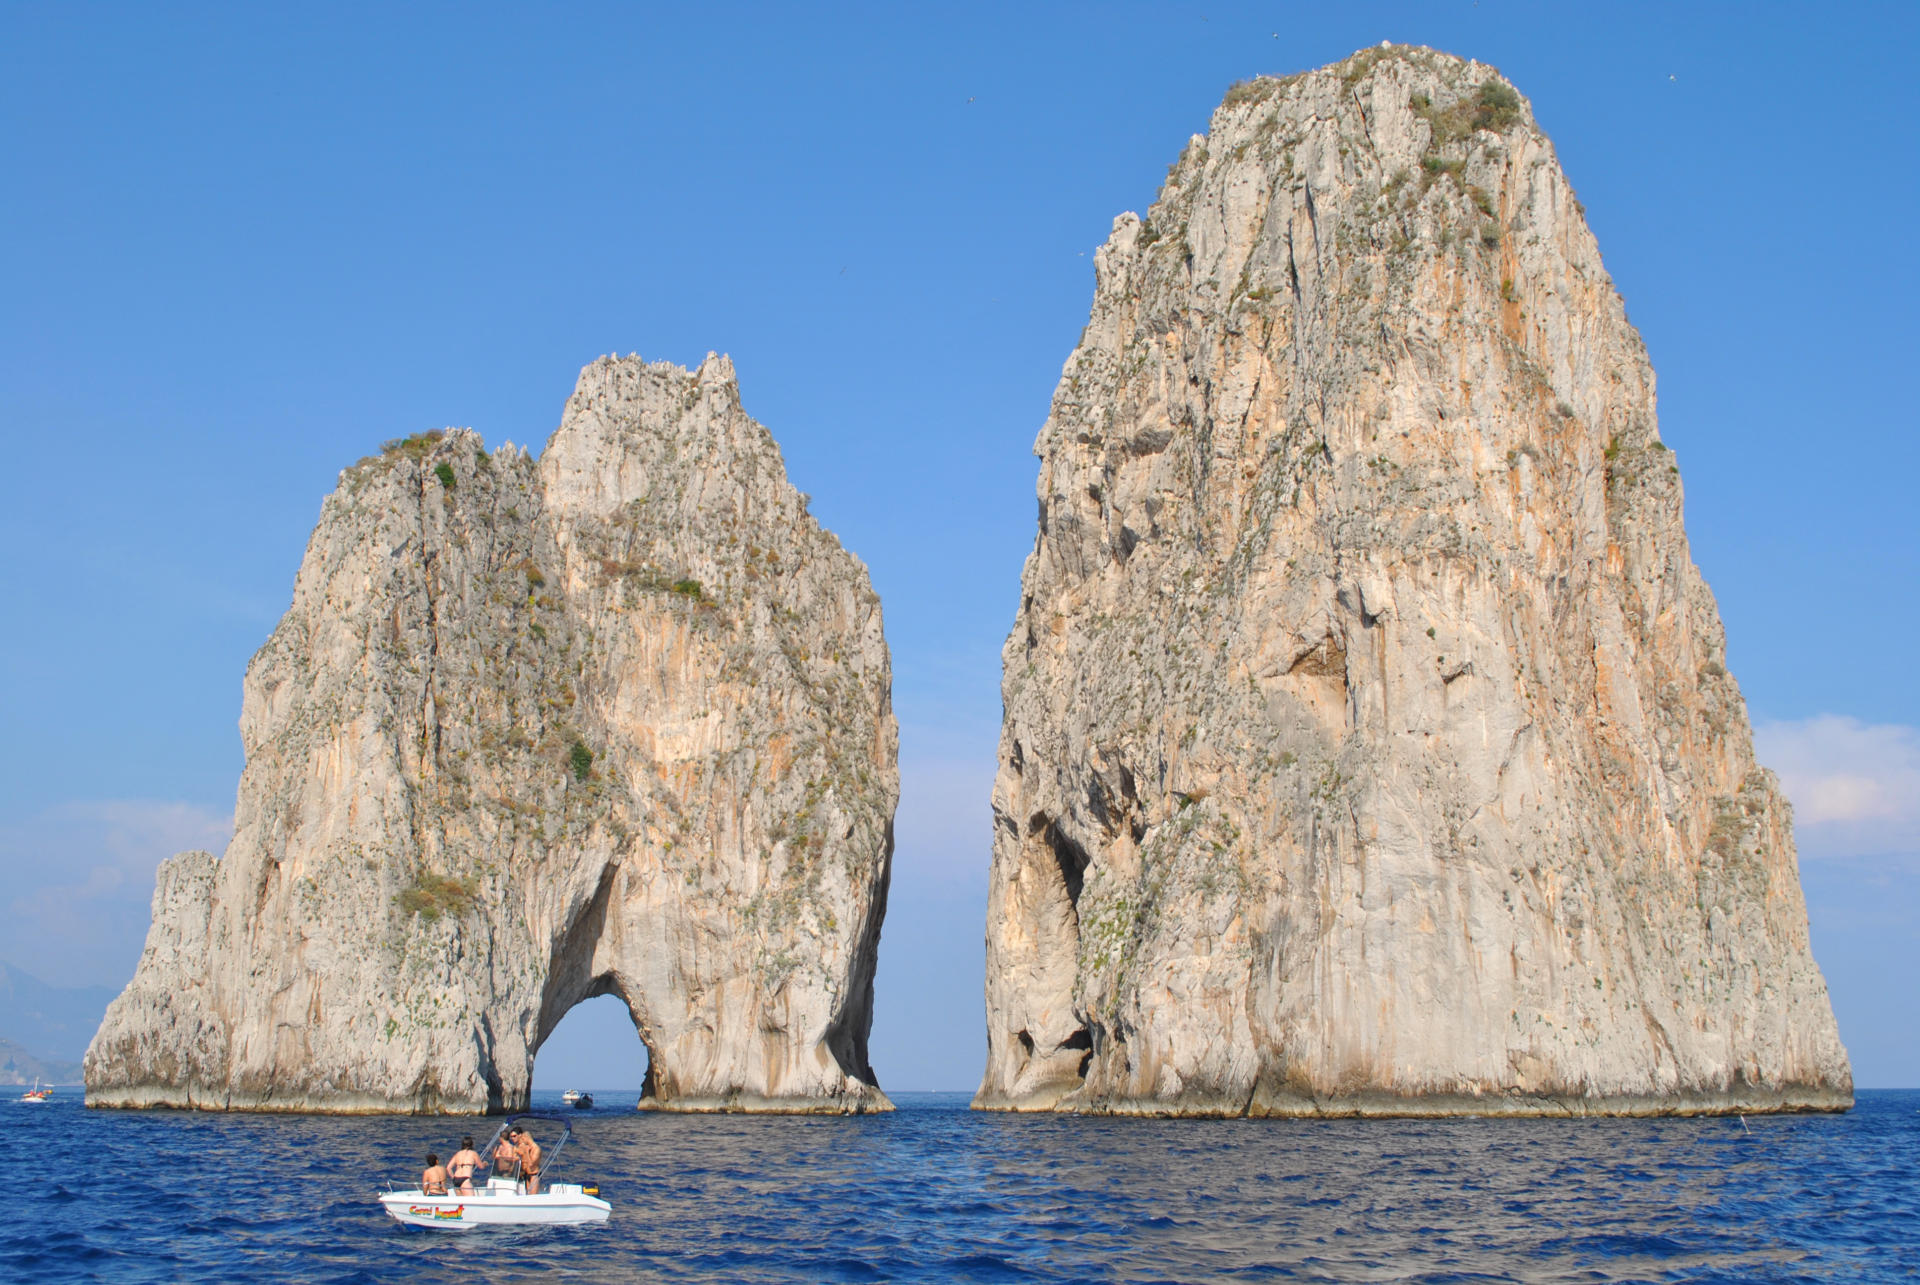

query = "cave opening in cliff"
[1059,1026,1094,1080]
[529,992,652,1102]
[1045,821,1091,918]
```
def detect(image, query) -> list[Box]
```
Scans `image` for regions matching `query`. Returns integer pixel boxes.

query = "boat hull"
[378,1182,610,1228]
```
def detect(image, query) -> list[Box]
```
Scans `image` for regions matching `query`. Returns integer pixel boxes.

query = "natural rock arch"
[87,355,896,1115]
[530,990,654,1099]
[524,866,648,1106]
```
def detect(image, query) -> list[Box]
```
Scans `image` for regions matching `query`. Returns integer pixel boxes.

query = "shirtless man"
[491,1128,523,1186]
[517,1129,543,1196]
[421,1153,449,1196]
[448,1135,482,1195]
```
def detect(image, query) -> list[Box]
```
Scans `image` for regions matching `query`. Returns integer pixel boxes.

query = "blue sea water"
[4,1089,1915,1283]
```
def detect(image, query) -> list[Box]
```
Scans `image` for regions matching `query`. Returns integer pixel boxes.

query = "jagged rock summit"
[977,47,1849,1116]
[88,354,897,1114]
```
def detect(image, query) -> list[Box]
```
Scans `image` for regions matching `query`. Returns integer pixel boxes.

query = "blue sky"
[2,1,1915,1092]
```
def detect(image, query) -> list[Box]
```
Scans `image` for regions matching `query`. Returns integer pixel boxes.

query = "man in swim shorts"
[517,1129,543,1196]
[491,1128,522,1186]
[448,1135,481,1195]
[421,1153,449,1196]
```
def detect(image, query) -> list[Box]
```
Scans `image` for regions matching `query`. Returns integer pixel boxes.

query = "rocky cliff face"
[977,47,1849,1116]
[88,354,897,1114]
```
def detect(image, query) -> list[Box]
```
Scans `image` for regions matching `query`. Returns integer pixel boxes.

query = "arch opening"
[529,991,653,1102]
[519,862,661,1108]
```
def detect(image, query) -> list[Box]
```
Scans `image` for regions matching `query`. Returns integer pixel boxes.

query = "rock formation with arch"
[86,354,897,1114]
[976,47,1850,1116]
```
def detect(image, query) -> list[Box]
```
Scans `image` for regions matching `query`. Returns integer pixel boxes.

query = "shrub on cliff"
[397,874,478,922]
[382,430,446,460]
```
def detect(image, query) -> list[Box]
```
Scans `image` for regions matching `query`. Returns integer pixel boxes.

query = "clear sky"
[2,1,1915,1093]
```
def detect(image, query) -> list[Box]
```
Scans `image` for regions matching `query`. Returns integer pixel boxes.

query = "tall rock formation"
[977,47,1849,1116]
[88,355,897,1114]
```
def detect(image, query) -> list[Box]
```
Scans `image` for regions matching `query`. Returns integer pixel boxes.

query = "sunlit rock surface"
[976,47,1849,1116]
[88,355,897,1114]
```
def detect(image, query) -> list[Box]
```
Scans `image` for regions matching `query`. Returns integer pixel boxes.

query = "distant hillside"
[0,1039,81,1086]
[0,961,116,1063]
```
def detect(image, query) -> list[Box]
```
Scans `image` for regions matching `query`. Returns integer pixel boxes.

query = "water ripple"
[0,1091,1914,1281]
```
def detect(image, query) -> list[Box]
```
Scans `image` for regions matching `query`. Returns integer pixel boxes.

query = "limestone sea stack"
[87,355,897,1114]
[976,47,1849,1116]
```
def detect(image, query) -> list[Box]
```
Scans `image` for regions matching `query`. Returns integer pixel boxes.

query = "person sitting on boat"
[421,1153,449,1197]
[517,1129,543,1196]
[448,1136,481,1195]
[491,1128,523,1184]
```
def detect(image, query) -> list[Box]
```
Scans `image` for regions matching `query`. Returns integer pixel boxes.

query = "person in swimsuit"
[448,1135,481,1195]
[421,1153,449,1196]
[517,1130,543,1196]
[491,1128,522,1186]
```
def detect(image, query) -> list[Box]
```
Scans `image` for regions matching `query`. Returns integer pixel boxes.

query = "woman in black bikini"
[448,1135,481,1195]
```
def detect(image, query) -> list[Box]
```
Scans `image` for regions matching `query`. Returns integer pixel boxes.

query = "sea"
[5,1089,1915,1283]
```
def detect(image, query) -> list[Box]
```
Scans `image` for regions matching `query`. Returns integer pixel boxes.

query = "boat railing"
[476,1112,576,1185]
[389,1113,577,1198]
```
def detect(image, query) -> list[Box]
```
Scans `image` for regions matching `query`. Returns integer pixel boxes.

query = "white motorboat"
[378,1114,610,1228]
[379,1177,610,1227]
[18,1078,51,1104]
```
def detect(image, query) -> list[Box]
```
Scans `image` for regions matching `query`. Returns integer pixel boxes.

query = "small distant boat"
[18,1079,51,1104]
[378,1114,609,1229]
[563,1090,593,1110]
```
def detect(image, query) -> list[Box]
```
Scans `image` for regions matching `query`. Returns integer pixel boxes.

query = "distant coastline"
[1,1037,81,1086]
[0,961,111,1087]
